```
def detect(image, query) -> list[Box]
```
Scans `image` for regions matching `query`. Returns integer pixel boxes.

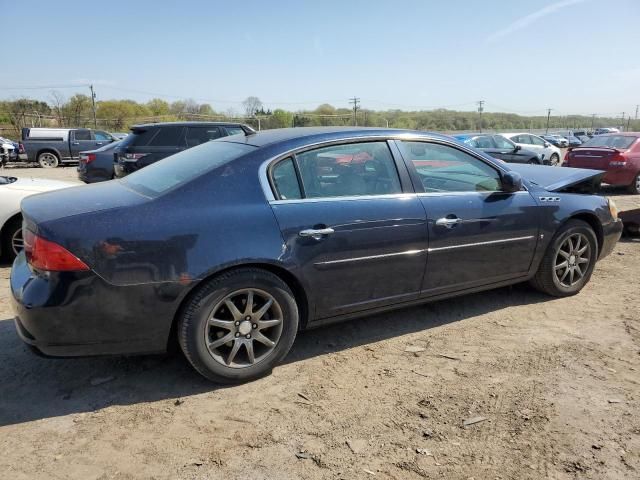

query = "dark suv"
[114,122,254,177]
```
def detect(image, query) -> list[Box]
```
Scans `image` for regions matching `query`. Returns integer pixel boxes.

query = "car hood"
[1,176,76,193]
[507,164,605,193]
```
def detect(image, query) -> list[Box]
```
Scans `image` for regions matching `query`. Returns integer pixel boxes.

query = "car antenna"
[241,125,257,136]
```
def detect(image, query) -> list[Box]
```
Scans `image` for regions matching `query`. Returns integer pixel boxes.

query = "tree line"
[0,93,633,138]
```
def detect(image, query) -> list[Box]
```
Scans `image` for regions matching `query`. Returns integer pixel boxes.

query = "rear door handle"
[299,227,335,239]
[435,217,462,228]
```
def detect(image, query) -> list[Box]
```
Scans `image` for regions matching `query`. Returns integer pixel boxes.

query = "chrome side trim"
[417,190,529,198]
[271,193,417,205]
[314,249,426,266]
[428,235,535,252]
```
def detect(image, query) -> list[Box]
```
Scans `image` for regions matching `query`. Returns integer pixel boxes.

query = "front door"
[267,140,428,319]
[394,140,539,295]
[70,129,97,159]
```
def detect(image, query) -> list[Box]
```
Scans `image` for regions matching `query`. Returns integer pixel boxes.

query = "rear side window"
[185,126,222,147]
[122,128,158,147]
[123,141,255,196]
[148,126,185,147]
[272,158,302,200]
[225,126,245,136]
[74,129,91,141]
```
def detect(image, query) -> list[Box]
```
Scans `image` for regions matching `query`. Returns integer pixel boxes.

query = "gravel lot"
[1,165,639,480]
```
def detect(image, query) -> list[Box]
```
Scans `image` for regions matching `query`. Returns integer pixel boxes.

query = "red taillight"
[83,153,96,164]
[18,143,25,154]
[123,153,147,161]
[24,230,89,272]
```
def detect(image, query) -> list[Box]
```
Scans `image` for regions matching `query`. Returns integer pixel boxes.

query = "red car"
[564,133,640,194]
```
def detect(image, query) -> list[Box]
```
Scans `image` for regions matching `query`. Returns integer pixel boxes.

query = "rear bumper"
[603,169,637,187]
[600,219,623,259]
[10,252,181,357]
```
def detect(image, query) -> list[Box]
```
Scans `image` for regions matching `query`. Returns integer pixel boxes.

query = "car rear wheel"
[2,217,22,262]
[530,219,598,297]
[178,268,299,383]
[37,152,59,168]
[549,153,560,166]
[527,159,539,165]
[628,173,640,195]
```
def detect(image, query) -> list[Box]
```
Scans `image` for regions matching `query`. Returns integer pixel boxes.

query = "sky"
[1,0,639,117]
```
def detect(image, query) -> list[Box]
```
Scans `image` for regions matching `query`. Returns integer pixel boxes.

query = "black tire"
[1,216,22,262]
[527,158,539,165]
[530,219,598,297]
[37,151,59,168]
[178,268,299,383]
[549,153,560,166]
[627,173,640,195]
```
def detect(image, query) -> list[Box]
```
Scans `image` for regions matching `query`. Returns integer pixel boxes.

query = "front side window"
[94,131,112,141]
[493,135,515,149]
[397,141,502,193]
[468,136,496,149]
[295,141,402,198]
[530,135,546,146]
[225,126,244,136]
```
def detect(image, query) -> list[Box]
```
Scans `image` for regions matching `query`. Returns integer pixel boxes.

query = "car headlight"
[608,198,618,220]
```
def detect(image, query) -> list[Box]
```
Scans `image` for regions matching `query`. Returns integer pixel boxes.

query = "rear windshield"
[122,141,255,196]
[581,135,637,149]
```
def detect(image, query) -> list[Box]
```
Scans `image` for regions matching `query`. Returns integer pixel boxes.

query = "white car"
[499,133,562,166]
[0,176,75,261]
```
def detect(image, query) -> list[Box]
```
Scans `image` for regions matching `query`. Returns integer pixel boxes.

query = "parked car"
[77,141,122,183]
[554,131,582,147]
[112,132,130,140]
[619,208,640,237]
[564,133,640,193]
[19,128,119,168]
[499,132,562,165]
[573,129,593,140]
[0,175,75,261]
[594,127,620,135]
[0,136,18,166]
[453,134,543,164]
[114,122,255,177]
[11,127,622,383]
[542,134,569,148]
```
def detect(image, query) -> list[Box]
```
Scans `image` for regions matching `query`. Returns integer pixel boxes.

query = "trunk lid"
[507,164,605,193]
[565,147,624,170]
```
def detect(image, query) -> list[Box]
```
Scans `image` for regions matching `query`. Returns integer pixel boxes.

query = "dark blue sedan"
[10,127,622,383]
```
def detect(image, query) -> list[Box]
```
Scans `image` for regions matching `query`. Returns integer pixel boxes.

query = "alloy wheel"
[39,153,58,168]
[11,227,23,256]
[554,233,591,287]
[204,288,283,368]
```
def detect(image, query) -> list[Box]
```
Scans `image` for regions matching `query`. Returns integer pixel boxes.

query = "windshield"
[581,135,637,149]
[123,140,255,196]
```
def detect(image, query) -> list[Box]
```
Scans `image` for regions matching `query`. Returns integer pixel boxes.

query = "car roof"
[131,121,248,129]
[220,127,453,148]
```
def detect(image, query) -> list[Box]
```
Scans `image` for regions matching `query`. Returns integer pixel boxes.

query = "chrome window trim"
[427,235,535,253]
[416,190,530,198]
[314,248,426,266]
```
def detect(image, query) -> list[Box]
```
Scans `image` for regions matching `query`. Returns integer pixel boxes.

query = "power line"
[545,108,552,134]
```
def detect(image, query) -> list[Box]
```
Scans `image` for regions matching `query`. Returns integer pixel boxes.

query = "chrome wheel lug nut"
[245,316,251,321]
[234,321,240,326]
[235,332,240,337]
[245,334,251,339]
[252,323,257,329]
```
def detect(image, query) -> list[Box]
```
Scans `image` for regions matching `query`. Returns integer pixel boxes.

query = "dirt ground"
[0,165,638,480]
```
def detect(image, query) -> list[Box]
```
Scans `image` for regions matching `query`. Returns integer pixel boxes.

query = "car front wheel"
[1,217,22,262]
[178,268,299,383]
[549,153,560,166]
[37,152,59,168]
[530,219,598,297]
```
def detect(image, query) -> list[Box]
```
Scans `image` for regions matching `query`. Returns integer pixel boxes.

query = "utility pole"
[545,108,552,134]
[590,114,596,131]
[477,100,484,133]
[349,97,360,126]
[89,84,97,128]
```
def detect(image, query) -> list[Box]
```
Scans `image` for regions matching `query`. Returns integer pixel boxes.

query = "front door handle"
[299,227,335,240]
[96,142,104,146]
[435,217,462,228]
[71,142,80,145]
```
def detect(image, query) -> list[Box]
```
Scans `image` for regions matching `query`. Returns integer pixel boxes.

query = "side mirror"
[544,142,550,147]
[514,144,521,152]
[502,171,523,193]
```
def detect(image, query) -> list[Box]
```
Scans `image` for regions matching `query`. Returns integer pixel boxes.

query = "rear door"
[70,129,96,158]
[395,140,539,295]
[129,125,187,171]
[268,140,428,319]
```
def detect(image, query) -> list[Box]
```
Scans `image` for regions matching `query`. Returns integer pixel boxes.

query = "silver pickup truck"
[20,128,118,168]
